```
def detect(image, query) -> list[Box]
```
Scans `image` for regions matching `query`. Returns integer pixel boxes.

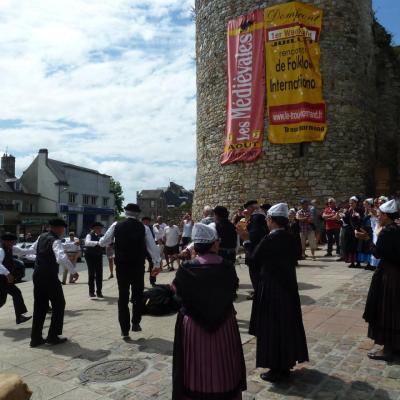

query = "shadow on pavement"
[299,295,316,306]
[298,282,322,291]
[130,337,173,356]
[267,368,392,399]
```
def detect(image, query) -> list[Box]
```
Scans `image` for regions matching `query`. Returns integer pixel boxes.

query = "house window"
[103,197,109,207]
[68,192,77,204]
[83,195,90,205]
[91,196,97,205]
[150,200,156,208]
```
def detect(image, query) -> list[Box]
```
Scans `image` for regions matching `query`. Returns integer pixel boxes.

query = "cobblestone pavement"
[0,250,399,399]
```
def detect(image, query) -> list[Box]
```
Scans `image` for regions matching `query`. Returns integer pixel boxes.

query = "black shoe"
[108,274,114,279]
[30,338,46,348]
[121,331,130,339]
[89,292,96,298]
[348,264,356,268]
[336,257,344,262]
[365,265,375,271]
[61,282,66,285]
[97,293,104,298]
[260,370,290,383]
[367,350,393,362]
[16,315,32,325]
[168,266,175,272]
[324,253,332,257]
[46,336,68,345]
[132,324,142,332]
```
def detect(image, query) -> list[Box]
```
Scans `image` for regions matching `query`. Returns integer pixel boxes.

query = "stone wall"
[193,0,400,218]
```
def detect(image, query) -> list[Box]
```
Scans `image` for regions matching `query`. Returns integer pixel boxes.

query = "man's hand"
[7,274,14,284]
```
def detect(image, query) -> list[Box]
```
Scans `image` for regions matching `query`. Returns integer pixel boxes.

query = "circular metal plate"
[79,358,146,383]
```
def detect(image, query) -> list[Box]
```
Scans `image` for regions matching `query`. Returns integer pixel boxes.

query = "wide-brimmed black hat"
[1,232,18,241]
[48,218,68,227]
[243,200,258,209]
[124,203,141,213]
[91,222,104,228]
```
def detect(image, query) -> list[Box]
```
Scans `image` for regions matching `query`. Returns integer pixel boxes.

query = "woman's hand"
[355,229,369,241]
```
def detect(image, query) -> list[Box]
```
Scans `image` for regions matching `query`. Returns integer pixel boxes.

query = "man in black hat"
[30,218,79,347]
[242,200,268,299]
[100,203,161,337]
[213,206,238,264]
[0,233,32,324]
[85,222,105,298]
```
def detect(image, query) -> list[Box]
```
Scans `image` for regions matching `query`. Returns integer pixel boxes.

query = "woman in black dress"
[172,223,246,400]
[249,203,309,383]
[342,196,362,268]
[356,199,400,361]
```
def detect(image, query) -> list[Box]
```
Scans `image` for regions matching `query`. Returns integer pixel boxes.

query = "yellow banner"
[265,2,327,144]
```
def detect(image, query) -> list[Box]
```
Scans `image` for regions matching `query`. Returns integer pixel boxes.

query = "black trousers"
[116,263,145,333]
[0,276,28,319]
[326,229,341,255]
[31,276,65,341]
[146,251,156,285]
[85,255,103,294]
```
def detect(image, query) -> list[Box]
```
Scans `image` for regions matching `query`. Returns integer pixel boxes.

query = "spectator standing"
[356,199,374,269]
[201,205,215,225]
[106,244,115,279]
[322,198,341,257]
[288,209,302,262]
[181,214,193,249]
[164,221,181,271]
[310,199,322,245]
[296,200,317,260]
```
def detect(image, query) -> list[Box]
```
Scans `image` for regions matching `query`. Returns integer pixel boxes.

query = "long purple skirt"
[173,312,246,400]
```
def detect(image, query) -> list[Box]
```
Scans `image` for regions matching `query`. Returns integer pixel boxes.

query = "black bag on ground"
[142,284,180,316]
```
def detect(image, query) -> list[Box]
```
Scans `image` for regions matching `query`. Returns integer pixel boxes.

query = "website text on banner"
[221,9,265,166]
[265,2,327,144]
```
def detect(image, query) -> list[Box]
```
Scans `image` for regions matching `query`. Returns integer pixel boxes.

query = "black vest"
[85,232,103,257]
[114,218,146,264]
[34,232,59,279]
[216,219,237,249]
[1,247,13,271]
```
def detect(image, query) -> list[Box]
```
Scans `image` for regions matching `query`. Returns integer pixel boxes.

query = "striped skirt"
[173,312,246,400]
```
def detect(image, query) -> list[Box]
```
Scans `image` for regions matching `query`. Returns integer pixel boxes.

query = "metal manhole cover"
[79,358,146,383]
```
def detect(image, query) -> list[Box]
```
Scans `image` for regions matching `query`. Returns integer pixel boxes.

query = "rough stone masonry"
[193,0,400,218]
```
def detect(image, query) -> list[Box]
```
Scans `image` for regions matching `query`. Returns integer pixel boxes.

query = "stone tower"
[193,0,400,217]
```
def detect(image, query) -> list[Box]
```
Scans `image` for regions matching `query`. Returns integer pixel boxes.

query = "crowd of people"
[0,193,399,400]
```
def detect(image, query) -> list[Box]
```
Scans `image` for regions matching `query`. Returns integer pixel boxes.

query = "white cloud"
[0,0,196,201]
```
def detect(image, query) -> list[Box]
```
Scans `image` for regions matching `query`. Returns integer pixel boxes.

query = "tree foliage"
[110,177,125,215]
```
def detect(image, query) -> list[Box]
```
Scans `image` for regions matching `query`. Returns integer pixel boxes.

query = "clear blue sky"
[373,0,400,44]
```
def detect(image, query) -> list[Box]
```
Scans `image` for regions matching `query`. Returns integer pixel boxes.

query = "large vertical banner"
[265,2,327,144]
[221,9,265,165]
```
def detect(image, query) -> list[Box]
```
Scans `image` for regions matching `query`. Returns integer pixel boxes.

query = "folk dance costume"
[99,204,160,336]
[362,200,400,361]
[342,197,362,267]
[30,219,78,347]
[172,223,246,400]
[0,233,33,324]
[249,204,308,382]
[85,222,104,297]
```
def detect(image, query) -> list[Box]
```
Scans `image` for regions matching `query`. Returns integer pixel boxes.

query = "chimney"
[38,148,49,165]
[1,153,16,178]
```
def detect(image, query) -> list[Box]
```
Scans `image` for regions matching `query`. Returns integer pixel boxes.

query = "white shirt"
[153,223,167,241]
[164,225,181,247]
[0,245,37,276]
[99,219,161,267]
[0,237,76,276]
[182,220,194,238]
[85,233,102,247]
[63,237,81,253]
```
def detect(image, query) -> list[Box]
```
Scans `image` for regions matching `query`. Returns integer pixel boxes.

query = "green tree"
[110,178,125,215]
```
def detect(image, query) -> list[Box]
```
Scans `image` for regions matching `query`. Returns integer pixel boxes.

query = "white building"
[20,149,115,236]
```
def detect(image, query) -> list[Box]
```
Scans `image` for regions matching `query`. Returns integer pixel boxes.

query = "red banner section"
[221,9,265,165]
